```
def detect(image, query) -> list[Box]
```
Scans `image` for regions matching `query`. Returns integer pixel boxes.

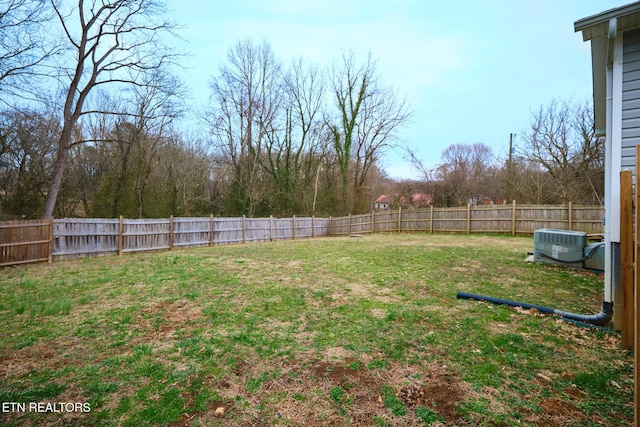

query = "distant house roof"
[375,193,432,209]
[411,193,431,206]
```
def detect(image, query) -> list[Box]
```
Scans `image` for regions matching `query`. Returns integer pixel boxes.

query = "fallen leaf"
[537,373,552,382]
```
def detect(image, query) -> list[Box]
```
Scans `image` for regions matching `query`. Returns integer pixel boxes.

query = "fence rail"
[0,203,604,267]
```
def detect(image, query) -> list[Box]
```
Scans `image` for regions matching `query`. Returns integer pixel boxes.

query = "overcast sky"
[166,0,631,180]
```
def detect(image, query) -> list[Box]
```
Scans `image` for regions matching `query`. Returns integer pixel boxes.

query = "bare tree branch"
[0,0,60,105]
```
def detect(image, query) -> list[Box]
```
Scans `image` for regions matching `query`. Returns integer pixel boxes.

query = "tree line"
[405,99,603,208]
[0,0,603,220]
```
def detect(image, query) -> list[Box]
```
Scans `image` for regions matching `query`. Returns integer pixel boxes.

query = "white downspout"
[604,17,617,304]
[604,67,613,303]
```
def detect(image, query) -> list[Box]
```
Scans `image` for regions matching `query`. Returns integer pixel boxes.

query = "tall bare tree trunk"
[40,124,72,218]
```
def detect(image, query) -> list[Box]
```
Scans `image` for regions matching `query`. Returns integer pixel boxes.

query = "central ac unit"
[533,229,587,269]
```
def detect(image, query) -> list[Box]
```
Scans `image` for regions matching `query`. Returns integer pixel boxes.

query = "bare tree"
[437,143,472,206]
[435,142,498,206]
[0,108,59,217]
[63,141,104,216]
[39,0,179,219]
[328,51,412,214]
[327,52,369,214]
[0,0,57,101]
[518,98,603,204]
[85,71,184,219]
[352,79,412,213]
[79,116,211,218]
[206,39,282,217]
[260,58,326,215]
[502,157,557,204]
[161,134,212,216]
[125,70,185,218]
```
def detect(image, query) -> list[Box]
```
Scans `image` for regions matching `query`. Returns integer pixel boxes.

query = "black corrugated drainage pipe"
[456,292,613,327]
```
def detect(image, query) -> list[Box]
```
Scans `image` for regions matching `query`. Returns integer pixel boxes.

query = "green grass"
[0,233,632,426]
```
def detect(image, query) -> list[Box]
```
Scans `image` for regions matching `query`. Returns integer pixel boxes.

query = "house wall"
[622,28,640,176]
[575,2,640,330]
[610,28,640,328]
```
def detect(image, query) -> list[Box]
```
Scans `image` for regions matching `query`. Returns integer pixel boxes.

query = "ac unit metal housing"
[533,229,587,269]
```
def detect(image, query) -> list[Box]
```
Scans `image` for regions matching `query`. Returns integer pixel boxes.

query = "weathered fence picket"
[53,218,119,259]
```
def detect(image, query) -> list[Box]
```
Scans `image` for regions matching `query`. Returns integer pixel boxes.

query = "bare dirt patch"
[272,352,465,426]
[397,362,466,424]
[186,346,468,426]
[131,299,203,343]
[0,336,86,379]
[524,397,587,427]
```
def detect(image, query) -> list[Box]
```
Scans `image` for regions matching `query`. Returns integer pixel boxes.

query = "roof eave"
[575,2,640,40]
[574,2,640,135]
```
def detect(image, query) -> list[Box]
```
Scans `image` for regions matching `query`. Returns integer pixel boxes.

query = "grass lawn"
[0,233,632,426]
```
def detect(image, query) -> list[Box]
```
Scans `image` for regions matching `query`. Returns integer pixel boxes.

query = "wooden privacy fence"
[52,215,330,261]
[331,202,604,236]
[0,219,53,267]
[0,215,329,265]
[0,204,604,267]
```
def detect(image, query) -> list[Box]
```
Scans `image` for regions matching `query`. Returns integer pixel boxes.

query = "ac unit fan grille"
[536,232,579,247]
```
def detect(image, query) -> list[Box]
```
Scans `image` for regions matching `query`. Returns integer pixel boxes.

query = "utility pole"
[507,133,514,203]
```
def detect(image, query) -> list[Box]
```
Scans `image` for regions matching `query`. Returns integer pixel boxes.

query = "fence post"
[48,217,54,264]
[398,207,402,233]
[242,215,246,244]
[329,216,332,236]
[118,216,124,256]
[210,214,214,246]
[568,201,573,231]
[511,200,517,236]
[634,147,640,427]
[292,215,296,240]
[620,170,633,349]
[349,214,352,235]
[270,215,274,241]
[467,204,471,234]
[372,210,376,234]
[169,215,174,250]
[430,205,434,233]
[312,215,315,238]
